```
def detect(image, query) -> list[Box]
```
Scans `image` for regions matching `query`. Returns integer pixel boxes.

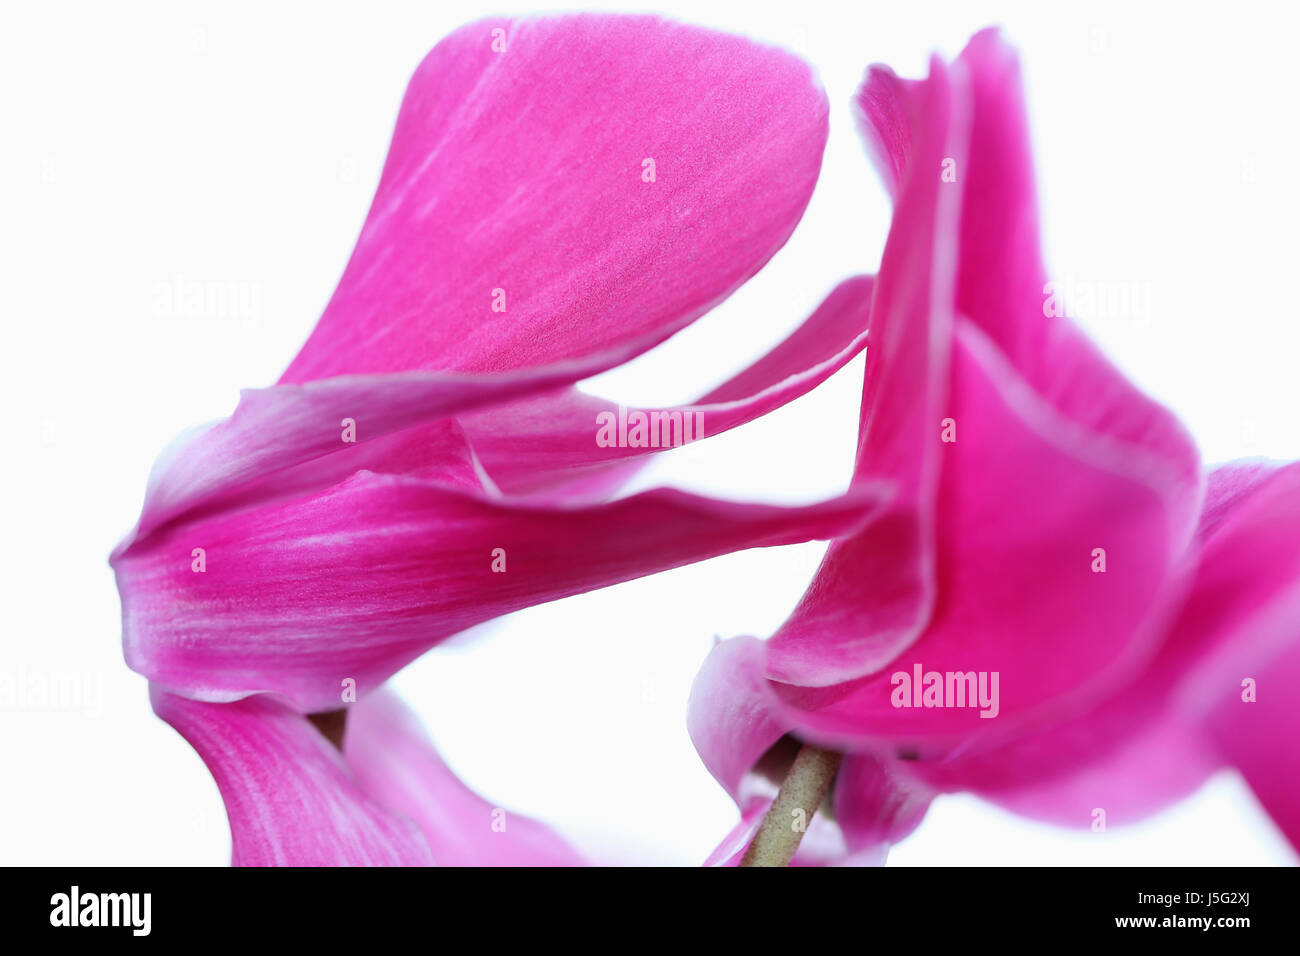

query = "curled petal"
[346,690,587,866]
[770,321,1198,742]
[118,478,890,712]
[766,30,1201,694]
[151,688,432,866]
[122,274,873,552]
[1207,638,1300,853]
[282,14,829,382]
[853,65,920,202]
[121,374,522,546]
[952,31,1197,479]
[1195,463,1300,850]
[688,635,789,803]
[903,462,1300,829]
[458,275,875,498]
[961,713,1216,830]
[1163,462,1300,710]
[765,56,961,685]
[835,752,931,853]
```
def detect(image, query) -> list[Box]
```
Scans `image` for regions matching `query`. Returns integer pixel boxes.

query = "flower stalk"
[739,742,842,867]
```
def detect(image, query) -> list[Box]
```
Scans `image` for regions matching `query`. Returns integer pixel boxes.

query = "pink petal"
[901,462,1300,828]
[952,32,1196,476]
[458,275,875,497]
[1207,637,1300,851]
[345,690,588,866]
[1196,464,1300,849]
[688,635,789,803]
[852,66,920,202]
[117,477,890,712]
[961,713,1216,829]
[769,320,1198,741]
[834,752,932,853]
[281,15,829,383]
[121,274,873,552]
[764,30,1201,697]
[151,688,432,866]
[1154,462,1300,712]
[765,58,962,685]
[120,374,513,546]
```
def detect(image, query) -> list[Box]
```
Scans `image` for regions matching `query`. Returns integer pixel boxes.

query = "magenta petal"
[1207,638,1300,852]
[764,59,960,685]
[688,636,789,803]
[151,688,432,866]
[902,462,1300,828]
[120,367,608,547]
[853,66,920,202]
[345,690,587,866]
[963,714,1216,829]
[952,31,1196,476]
[117,477,889,711]
[458,275,875,497]
[916,650,1218,827]
[1195,464,1300,850]
[121,277,871,553]
[766,31,1200,692]
[834,753,931,853]
[1159,462,1300,708]
[769,320,1198,741]
[281,14,829,383]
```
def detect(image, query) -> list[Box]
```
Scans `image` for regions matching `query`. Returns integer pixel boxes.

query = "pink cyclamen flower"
[114,15,893,864]
[689,29,1300,864]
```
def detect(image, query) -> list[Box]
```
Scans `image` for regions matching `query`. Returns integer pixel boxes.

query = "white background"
[2,1,1297,865]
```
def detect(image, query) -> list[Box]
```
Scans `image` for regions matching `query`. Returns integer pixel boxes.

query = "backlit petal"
[119,478,890,711]
[282,15,829,382]
[151,688,432,866]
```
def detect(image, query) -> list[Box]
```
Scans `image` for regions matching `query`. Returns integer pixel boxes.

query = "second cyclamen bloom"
[691,29,1300,865]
